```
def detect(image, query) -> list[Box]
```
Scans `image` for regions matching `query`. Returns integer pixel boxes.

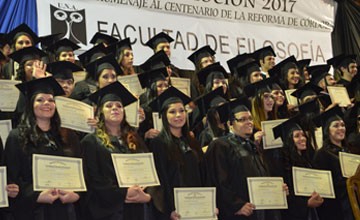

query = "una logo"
[50,4,87,46]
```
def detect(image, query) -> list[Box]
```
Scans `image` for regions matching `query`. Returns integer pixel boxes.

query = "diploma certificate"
[314,127,323,149]
[32,154,87,191]
[171,77,191,97]
[285,89,298,107]
[327,86,351,107]
[247,177,287,210]
[124,100,140,127]
[0,80,21,111]
[118,74,144,97]
[153,112,163,131]
[174,187,217,220]
[292,166,335,198]
[111,153,160,187]
[0,120,12,147]
[261,119,287,149]
[0,167,8,208]
[55,96,94,133]
[339,152,360,178]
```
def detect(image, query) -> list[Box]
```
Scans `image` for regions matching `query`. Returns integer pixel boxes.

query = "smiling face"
[231,111,254,138]
[102,101,124,126]
[262,92,275,113]
[212,78,228,94]
[292,130,307,154]
[33,93,56,121]
[166,102,186,131]
[271,89,285,106]
[287,68,300,87]
[58,51,75,63]
[328,119,346,145]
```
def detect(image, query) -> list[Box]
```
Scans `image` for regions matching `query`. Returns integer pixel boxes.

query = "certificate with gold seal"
[247,177,288,210]
[292,166,335,198]
[55,96,94,133]
[111,153,160,187]
[32,154,87,192]
[174,187,217,220]
[0,167,8,208]
[339,152,360,178]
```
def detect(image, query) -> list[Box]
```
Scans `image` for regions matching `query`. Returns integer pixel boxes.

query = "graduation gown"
[282,151,319,220]
[313,143,354,220]
[205,133,281,220]
[81,133,146,220]
[149,134,203,219]
[3,128,79,220]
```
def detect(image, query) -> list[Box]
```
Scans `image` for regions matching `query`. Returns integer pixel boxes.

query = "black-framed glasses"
[234,117,253,123]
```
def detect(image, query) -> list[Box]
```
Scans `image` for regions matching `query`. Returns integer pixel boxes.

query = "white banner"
[36,0,334,70]
[76,0,335,32]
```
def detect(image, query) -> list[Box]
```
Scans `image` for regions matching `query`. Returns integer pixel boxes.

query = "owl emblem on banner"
[50,4,87,46]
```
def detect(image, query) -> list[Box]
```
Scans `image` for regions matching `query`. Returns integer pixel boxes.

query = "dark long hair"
[158,97,200,163]
[18,93,62,153]
[322,115,349,148]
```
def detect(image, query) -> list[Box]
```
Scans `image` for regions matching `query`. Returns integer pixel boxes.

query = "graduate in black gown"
[148,87,203,220]
[273,116,324,220]
[81,82,151,220]
[204,101,284,220]
[312,105,355,220]
[4,77,81,220]
[327,54,357,87]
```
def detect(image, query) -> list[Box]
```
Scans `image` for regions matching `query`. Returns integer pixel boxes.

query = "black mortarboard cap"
[227,53,254,75]
[244,77,274,97]
[107,37,132,58]
[313,105,344,128]
[47,38,80,55]
[15,77,65,99]
[297,59,311,70]
[298,98,320,115]
[268,55,298,78]
[308,64,331,85]
[89,32,118,45]
[89,81,137,107]
[253,46,276,61]
[140,50,171,71]
[137,67,168,89]
[0,33,10,47]
[197,62,228,86]
[194,87,226,117]
[187,45,216,66]
[149,86,192,113]
[47,61,83,79]
[218,96,251,123]
[318,93,332,109]
[236,60,261,78]
[8,46,47,64]
[78,43,108,66]
[273,114,302,141]
[7,23,39,45]
[145,32,174,50]
[85,54,122,81]
[290,83,323,100]
[38,33,62,50]
[327,54,357,68]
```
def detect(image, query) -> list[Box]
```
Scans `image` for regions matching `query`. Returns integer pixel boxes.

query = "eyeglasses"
[234,117,253,123]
